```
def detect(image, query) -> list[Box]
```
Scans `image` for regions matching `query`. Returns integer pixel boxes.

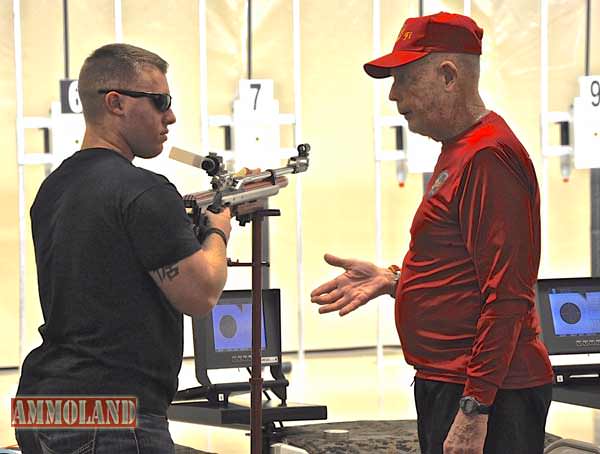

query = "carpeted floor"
[276,420,562,454]
[73,420,560,454]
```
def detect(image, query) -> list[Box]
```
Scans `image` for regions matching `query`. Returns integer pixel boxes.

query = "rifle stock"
[174,143,308,223]
[183,176,288,218]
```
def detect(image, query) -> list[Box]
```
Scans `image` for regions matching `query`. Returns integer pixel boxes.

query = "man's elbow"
[176,254,227,316]
[177,293,220,318]
[181,277,225,317]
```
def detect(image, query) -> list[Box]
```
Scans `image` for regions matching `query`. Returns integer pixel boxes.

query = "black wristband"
[204,227,228,246]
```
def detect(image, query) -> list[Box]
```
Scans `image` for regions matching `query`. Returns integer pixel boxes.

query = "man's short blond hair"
[78,43,168,123]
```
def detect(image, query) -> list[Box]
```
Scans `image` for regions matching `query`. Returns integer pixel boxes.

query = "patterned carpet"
[144,420,563,453]
[277,420,562,454]
[2,422,562,453]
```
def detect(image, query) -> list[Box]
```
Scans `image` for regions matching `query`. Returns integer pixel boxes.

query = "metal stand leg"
[251,213,264,454]
[247,208,280,453]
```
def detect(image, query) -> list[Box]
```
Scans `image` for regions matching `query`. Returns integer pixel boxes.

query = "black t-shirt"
[17,148,202,414]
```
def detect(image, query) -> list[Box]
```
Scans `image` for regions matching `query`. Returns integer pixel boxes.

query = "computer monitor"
[192,289,282,373]
[536,277,600,355]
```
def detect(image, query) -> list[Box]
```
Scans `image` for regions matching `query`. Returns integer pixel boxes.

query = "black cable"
[62,0,69,79]
[245,0,270,288]
[418,0,428,192]
[247,0,252,79]
[585,0,591,76]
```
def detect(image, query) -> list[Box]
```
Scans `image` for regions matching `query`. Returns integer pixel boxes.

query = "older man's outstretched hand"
[310,253,396,316]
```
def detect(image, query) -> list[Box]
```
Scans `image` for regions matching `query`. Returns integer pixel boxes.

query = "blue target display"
[548,291,600,336]
[211,302,266,352]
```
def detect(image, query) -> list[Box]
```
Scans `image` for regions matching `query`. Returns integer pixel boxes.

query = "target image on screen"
[191,289,281,371]
[548,290,600,336]
[211,302,266,352]
[535,278,600,354]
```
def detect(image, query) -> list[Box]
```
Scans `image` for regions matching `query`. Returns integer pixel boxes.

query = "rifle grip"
[207,203,222,214]
[207,191,224,213]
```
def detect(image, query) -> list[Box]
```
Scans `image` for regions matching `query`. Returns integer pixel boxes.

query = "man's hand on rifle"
[310,254,398,316]
[205,207,232,239]
[195,207,232,245]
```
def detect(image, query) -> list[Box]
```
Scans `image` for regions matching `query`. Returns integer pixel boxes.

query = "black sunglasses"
[97,89,172,112]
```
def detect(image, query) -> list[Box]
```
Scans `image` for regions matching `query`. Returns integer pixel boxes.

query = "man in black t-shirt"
[16,44,231,454]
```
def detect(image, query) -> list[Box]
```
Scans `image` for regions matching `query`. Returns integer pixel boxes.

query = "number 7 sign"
[232,80,281,169]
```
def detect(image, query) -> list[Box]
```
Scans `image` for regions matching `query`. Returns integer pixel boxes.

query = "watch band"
[387,264,401,296]
[204,227,228,247]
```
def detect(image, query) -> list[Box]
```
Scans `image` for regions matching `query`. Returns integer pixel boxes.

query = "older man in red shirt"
[311,12,553,454]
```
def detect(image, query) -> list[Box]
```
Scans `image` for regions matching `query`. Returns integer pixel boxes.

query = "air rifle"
[170,144,310,226]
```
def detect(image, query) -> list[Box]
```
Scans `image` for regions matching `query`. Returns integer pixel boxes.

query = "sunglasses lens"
[155,94,171,112]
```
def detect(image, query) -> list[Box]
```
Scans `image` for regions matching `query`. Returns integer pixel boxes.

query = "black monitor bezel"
[536,277,600,355]
[191,289,282,374]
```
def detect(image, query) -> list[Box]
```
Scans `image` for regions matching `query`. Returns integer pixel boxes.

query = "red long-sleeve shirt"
[395,111,553,405]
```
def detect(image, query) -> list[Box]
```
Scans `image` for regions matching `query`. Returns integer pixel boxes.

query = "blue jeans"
[15,413,175,454]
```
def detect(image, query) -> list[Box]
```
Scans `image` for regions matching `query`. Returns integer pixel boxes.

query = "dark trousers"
[16,413,174,454]
[414,377,553,454]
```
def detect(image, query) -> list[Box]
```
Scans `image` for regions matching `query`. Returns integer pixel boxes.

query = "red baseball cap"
[364,12,484,78]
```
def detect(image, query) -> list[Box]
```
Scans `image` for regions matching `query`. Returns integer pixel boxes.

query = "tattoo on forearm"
[151,264,180,283]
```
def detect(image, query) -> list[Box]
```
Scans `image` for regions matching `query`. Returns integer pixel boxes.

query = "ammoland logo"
[11,396,137,429]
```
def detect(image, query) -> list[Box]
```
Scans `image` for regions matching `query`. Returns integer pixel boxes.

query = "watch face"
[461,397,478,414]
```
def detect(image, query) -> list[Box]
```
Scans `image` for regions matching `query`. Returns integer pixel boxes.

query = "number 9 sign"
[580,76,600,108]
[591,80,600,107]
[573,76,600,169]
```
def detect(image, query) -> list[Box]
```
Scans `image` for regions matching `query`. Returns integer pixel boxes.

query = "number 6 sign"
[59,79,83,114]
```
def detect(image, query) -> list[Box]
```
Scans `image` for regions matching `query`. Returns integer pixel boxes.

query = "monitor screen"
[211,299,266,352]
[547,290,600,337]
[536,278,600,354]
[192,289,281,373]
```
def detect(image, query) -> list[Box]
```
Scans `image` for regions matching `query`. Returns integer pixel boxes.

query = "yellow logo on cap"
[396,29,413,42]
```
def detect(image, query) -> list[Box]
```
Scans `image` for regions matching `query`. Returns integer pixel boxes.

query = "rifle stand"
[249,209,281,454]
[169,208,327,454]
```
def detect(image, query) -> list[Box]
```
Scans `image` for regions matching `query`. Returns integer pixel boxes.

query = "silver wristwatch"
[459,396,491,415]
